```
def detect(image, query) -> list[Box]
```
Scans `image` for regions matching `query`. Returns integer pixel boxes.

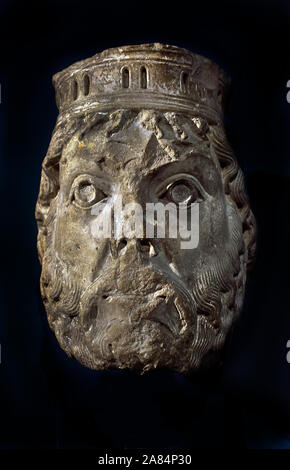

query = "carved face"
[37,109,255,373]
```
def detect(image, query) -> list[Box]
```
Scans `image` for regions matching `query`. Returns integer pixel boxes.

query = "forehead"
[61,115,217,179]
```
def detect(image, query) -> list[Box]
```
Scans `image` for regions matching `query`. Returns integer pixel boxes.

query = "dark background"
[0,0,290,452]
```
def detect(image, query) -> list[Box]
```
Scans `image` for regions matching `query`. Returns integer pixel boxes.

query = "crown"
[53,43,230,124]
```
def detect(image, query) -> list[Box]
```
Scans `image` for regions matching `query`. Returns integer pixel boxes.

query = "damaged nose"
[110,238,157,257]
[138,239,152,254]
[117,238,127,252]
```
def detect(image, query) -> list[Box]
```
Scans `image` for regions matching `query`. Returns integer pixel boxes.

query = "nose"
[111,238,157,257]
[109,186,158,257]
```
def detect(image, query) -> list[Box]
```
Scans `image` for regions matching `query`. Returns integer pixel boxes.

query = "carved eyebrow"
[145,151,213,176]
[75,152,107,171]
[184,149,212,160]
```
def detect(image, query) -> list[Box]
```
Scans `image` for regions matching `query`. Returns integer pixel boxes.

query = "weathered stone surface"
[35,43,256,374]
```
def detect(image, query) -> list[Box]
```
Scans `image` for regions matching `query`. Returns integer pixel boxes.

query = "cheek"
[53,198,107,280]
[199,197,230,251]
[159,197,230,281]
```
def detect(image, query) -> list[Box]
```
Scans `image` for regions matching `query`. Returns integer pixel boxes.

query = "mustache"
[41,241,244,372]
[42,227,242,340]
[41,248,197,333]
[79,260,196,332]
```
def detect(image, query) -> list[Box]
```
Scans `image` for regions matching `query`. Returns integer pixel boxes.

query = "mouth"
[81,288,186,337]
[147,295,182,336]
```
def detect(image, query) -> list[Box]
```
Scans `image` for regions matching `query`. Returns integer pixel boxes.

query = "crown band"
[53,43,229,125]
[56,91,223,125]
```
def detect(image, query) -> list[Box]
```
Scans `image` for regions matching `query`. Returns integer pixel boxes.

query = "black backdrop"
[0,0,290,453]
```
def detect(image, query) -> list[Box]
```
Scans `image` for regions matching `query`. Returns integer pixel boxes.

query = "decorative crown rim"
[53,43,230,124]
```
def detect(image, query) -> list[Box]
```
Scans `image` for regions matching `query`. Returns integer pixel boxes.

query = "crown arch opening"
[140,66,147,89]
[180,71,189,93]
[121,67,130,88]
[83,74,90,96]
[72,79,79,101]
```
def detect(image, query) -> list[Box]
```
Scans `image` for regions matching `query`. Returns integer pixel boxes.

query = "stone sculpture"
[35,43,256,373]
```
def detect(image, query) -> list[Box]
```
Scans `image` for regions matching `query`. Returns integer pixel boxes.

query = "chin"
[78,321,194,374]
[75,294,196,374]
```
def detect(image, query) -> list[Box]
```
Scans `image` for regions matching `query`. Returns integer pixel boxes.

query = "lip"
[147,297,182,336]
[97,286,168,300]
[81,289,184,337]
[102,291,182,336]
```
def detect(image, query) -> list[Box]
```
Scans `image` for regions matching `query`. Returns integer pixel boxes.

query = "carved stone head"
[35,43,256,374]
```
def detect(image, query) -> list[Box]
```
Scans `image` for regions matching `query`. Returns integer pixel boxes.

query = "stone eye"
[161,180,200,205]
[72,176,107,209]
[169,181,193,204]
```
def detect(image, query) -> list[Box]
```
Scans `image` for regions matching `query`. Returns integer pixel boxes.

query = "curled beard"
[40,207,246,374]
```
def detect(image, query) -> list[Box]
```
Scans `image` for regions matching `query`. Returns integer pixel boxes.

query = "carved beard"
[40,207,246,374]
